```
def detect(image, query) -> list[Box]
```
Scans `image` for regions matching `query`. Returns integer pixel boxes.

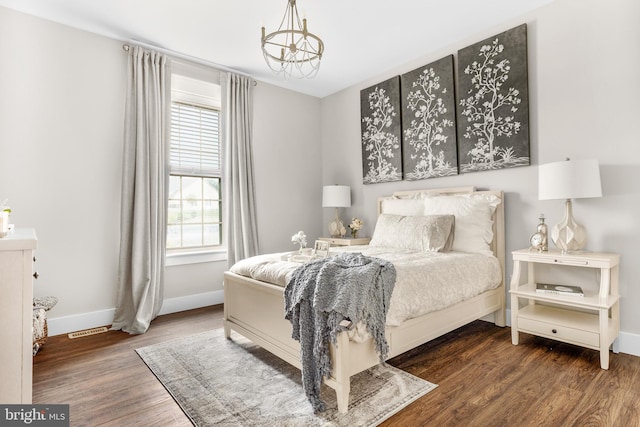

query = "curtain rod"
[121,42,257,85]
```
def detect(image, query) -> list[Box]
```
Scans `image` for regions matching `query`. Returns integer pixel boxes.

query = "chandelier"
[261,0,324,79]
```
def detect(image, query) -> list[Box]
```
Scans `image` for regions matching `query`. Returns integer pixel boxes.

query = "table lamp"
[322,185,351,237]
[538,158,602,253]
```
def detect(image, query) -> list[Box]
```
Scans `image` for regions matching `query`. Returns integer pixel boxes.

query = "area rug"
[136,329,437,426]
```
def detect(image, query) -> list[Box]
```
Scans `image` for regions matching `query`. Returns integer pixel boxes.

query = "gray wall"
[0,6,322,332]
[320,0,640,347]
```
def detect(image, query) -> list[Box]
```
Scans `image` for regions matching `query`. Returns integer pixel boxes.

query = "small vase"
[350,229,358,238]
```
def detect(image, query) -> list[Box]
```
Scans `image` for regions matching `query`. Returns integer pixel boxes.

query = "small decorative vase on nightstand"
[348,218,363,240]
[536,214,548,251]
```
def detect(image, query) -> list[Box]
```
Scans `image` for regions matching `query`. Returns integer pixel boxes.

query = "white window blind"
[170,102,220,177]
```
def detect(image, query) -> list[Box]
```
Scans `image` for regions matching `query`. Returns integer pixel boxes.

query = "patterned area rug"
[136,329,437,426]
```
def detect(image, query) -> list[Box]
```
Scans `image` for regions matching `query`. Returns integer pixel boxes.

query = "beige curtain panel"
[112,46,168,334]
[223,73,259,266]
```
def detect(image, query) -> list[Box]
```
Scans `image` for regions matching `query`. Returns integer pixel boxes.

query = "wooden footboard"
[223,270,505,413]
[223,270,367,412]
[223,272,301,368]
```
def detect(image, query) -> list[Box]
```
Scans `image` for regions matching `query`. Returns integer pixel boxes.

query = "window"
[167,75,222,254]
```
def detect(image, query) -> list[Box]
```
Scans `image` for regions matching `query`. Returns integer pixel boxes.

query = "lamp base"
[551,199,587,253]
[328,220,346,238]
[328,207,346,238]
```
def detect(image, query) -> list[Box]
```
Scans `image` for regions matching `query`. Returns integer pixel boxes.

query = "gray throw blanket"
[284,252,396,412]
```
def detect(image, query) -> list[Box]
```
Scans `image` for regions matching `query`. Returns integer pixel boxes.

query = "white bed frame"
[223,186,506,413]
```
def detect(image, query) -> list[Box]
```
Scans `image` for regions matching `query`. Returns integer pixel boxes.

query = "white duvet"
[229,245,502,328]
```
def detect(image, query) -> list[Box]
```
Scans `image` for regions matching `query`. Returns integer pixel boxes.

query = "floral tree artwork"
[360,76,403,184]
[401,55,458,180]
[456,24,530,173]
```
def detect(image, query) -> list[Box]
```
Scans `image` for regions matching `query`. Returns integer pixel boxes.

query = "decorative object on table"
[0,199,10,238]
[291,231,307,254]
[313,240,330,258]
[529,213,548,252]
[33,296,58,356]
[535,283,584,297]
[360,76,403,184]
[349,217,363,238]
[260,0,324,79]
[538,158,602,253]
[401,55,458,180]
[322,185,350,237]
[456,24,530,173]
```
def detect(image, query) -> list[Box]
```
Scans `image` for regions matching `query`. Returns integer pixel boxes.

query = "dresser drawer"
[518,316,599,348]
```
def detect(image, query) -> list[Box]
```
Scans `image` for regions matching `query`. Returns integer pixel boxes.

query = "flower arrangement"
[0,199,10,237]
[291,231,307,254]
[349,217,363,238]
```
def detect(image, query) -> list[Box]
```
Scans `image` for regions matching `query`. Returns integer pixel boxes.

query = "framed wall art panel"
[456,24,530,173]
[360,76,403,184]
[401,55,458,180]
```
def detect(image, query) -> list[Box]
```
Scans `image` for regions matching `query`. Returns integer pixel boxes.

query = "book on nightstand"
[536,283,584,297]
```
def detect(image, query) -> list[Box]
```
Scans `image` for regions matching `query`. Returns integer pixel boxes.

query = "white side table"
[509,249,620,369]
[318,236,371,247]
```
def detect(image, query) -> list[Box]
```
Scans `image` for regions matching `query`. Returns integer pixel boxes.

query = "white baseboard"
[47,308,116,337]
[46,290,224,336]
[47,298,640,358]
[617,331,640,357]
[158,290,224,316]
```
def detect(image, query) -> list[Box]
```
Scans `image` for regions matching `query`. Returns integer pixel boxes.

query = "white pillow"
[380,198,425,216]
[421,193,500,255]
[369,214,455,252]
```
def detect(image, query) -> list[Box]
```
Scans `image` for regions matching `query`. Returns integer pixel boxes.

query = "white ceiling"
[0,0,553,98]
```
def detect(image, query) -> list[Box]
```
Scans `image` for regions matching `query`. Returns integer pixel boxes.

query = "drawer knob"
[552,329,557,334]
[33,272,39,279]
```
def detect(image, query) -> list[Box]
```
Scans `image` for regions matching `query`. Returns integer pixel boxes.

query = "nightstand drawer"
[323,237,345,246]
[318,237,371,246]
[518,317,599,348]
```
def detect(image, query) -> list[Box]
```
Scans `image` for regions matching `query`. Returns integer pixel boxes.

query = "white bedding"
[229,245,502,328]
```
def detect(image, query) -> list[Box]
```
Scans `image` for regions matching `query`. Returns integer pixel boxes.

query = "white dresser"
[0,228,37,403]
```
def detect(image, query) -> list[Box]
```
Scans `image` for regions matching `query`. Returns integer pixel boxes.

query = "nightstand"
[510,249,620,369]
[318,236,371,247]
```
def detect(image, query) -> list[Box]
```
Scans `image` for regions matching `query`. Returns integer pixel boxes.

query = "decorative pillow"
[369,214,456,252]
[380,198,425,216]
[421,193,500,255]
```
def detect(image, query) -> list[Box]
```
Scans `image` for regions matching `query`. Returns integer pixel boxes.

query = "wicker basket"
[33,307,48,356]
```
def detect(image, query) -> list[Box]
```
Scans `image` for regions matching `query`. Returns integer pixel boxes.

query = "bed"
[223,186,506,413]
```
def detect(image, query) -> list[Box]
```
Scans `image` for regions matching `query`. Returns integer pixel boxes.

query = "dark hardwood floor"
[33,305,640,426]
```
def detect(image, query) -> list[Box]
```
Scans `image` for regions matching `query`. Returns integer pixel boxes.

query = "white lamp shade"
[538,159,602,200]
[322,185,351,207]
